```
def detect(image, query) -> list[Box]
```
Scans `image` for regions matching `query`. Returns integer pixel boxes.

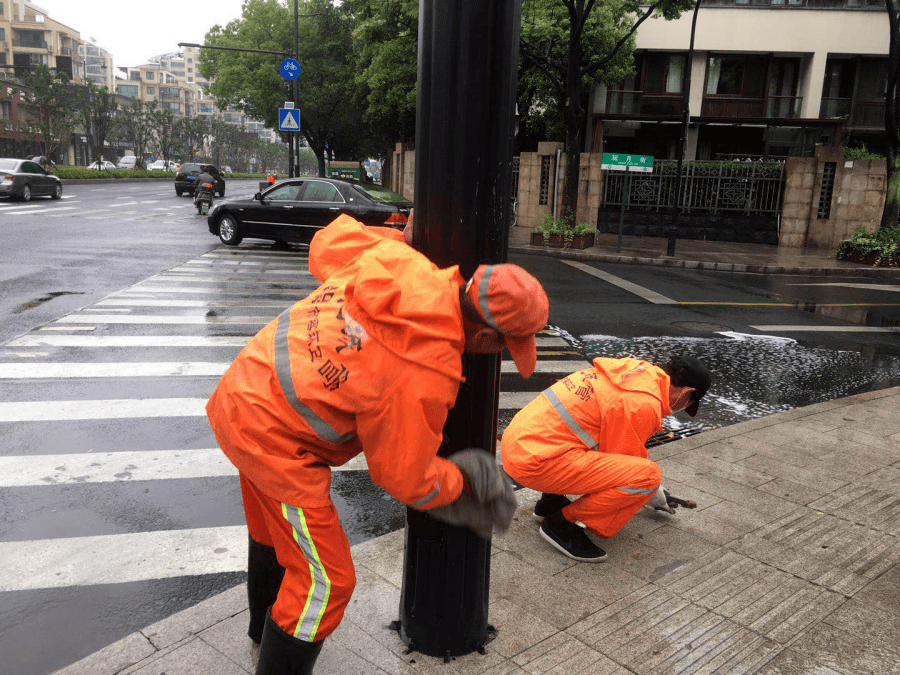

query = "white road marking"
[751,325,900,333]
[560,260,678,304]
[0,526,248,591]
[184,259,304,267]
[0,362,229,379]
[0,359,579,379]
[0,204,46,213]
[37,326,96,331]
[788,282,900,293]
[9,335,252,348]
[15,207,78,215]
[169,265,311,275]
[54,314,270,325]
[97,298,289,308]
[0,448,367,488]
[115,285,311,296]
[0,392,539,422]
[150,275,316,284]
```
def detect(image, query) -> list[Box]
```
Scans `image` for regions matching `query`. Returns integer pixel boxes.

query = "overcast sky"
[32,0,248,71]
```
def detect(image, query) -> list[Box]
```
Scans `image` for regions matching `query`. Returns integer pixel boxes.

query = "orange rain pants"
[504,445,660,538]
[240,475,355,642]
[502,358,670,539]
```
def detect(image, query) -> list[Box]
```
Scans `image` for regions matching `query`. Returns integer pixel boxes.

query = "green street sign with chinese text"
[601,153,653,173]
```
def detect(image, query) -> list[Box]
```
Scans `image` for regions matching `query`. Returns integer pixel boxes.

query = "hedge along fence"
[52,166,271,180]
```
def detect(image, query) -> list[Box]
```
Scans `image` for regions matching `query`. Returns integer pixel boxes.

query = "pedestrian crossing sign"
[279,108,300,131]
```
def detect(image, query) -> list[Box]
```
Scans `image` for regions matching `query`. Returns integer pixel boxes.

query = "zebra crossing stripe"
[0,449,369,486]
[116,286,313,295]
[0,392,543,422]
[0,526,249,592]
[751,325,900,333]
[0,360,584,379]
[96,299,291,308]
[53,314,271,325]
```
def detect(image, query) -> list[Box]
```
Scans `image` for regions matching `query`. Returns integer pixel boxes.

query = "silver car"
[0,158,63,201]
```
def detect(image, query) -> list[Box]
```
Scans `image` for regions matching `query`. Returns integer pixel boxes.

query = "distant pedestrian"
[267,173,276,185]
[501,355,710,562]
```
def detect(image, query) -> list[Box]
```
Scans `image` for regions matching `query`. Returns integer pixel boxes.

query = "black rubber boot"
[256,611,324,675]
[247,537,286,644]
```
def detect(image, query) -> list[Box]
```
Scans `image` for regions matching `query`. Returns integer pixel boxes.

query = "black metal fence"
[601,160,786,215]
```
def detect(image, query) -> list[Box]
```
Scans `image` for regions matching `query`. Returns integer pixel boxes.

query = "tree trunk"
[562,13,584,223]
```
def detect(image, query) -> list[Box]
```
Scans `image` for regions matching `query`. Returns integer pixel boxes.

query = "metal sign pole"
[617,167,629,253]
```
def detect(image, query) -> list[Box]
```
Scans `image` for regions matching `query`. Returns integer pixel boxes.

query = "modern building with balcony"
[79,41,114,90]
[0,0,83,82]
[591,0,890,159]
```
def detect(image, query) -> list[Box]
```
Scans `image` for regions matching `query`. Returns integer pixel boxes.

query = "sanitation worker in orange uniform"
[206,214,549,674]
[501,355,710,563]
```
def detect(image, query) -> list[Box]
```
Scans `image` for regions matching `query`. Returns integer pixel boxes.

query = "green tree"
[346,0,418,147]
[10,65,76,161]
[177,115,210,161]
[149,105,181,165]
[74,82,120,166]
[520,0,694,219]
[199,0,368,176]
[117,99,155,169]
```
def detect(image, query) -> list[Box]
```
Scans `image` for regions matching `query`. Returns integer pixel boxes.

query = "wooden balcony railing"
[701,96,802,119]
[605,90,682,117]
[819,97,885,129]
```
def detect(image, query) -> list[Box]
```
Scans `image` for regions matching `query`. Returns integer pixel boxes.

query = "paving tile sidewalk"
[508,227,900,277]
[57,386,900,675]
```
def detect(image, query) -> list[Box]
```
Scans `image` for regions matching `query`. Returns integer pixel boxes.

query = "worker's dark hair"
[661,355,711,416]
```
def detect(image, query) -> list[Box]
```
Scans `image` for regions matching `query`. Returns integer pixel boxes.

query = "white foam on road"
[0,526,248,591]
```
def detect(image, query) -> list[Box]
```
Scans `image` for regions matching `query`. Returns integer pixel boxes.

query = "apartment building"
[592,0,890,159]
[79,41,114,90]
[0,0,83,82]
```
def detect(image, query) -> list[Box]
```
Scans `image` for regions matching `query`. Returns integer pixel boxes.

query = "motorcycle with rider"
[193,168,217,215]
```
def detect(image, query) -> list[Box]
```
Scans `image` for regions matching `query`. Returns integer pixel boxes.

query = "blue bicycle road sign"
[280,58,302,81]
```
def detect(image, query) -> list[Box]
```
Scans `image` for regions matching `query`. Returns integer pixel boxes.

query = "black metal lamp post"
[397,0,522,658]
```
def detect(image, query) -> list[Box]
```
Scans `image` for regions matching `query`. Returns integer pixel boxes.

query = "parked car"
[175,163,225,197]
[87,160,117,170]
[116,155,139,169]
[207,177,412,246]
[148,160,177,171]
[223,166,233,174]
[0,157,63,201]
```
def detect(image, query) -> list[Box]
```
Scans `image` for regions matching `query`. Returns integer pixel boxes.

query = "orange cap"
[466,264,549,378]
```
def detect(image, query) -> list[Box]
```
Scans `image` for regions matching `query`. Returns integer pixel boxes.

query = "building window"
[117,84,139,98]
[146,71,154,80]
[539,155,552,205]
[644,54,685,94]
[147,86,154,94]
[817,162,837,220]
[0,53,6,65]
[0,101,10,120]
[0,28,4,40]
[706,56,766,98]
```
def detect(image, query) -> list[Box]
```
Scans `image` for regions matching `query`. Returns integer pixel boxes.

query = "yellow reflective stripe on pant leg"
[281,503,331,642]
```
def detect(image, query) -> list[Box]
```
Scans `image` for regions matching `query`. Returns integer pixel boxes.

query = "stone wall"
[388,142,416,202]
[780,146,886,249]
[515,143,602,231]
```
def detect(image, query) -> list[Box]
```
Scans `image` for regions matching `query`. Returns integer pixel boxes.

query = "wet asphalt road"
[1,185,899,674]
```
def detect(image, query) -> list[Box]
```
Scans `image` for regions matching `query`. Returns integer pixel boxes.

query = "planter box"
[530,232,545,246]
[548,234,566,248]
[837,248,880,265]
[570,233,595,249]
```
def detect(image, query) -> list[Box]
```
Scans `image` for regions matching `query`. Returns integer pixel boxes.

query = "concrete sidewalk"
[508,227,900,277]
[57,386,900,675]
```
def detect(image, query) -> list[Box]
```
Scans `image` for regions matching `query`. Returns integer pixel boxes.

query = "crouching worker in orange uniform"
[206,214,549,674]
[501,355,710,563]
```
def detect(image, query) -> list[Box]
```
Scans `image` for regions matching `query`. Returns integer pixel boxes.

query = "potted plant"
[547,209,573,248]
[530,228,545,246]
[532,214,553,246]
[570,222,596,249]
[835,225,900,267]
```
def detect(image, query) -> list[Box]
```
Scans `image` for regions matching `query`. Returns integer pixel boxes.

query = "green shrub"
[835,225,900,266]
[843,145,886,161]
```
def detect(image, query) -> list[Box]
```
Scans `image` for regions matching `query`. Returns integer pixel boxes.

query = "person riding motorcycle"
[193,167,217,213]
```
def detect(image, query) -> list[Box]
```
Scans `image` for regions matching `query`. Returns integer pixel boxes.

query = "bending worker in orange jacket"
[206,214,549,674]
[501,355,710,562]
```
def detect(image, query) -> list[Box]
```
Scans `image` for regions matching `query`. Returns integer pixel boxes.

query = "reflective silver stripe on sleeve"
[617,485,657,495]
[411,481,440,508]
[274,309,355,445]
[282,504,330,642]
[475,265,502,333]
[542,387,598,450]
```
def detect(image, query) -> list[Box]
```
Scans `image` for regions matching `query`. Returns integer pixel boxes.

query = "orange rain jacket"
[207,215,465,510]
[502,357,673,471]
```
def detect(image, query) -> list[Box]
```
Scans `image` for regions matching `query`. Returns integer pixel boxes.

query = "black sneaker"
[540,510,607,562]
[532,493,572,522]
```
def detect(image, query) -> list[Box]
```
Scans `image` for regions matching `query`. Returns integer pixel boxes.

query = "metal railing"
[819,97,885,128]
[605,90,681,116]
[701,95,802,118]
[601,160,786,215]
[700,0,884,7]
[13,38,47,49]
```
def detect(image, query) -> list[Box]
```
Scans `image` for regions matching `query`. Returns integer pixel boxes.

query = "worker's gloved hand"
[428,449,516,540]
[647,485,676,514]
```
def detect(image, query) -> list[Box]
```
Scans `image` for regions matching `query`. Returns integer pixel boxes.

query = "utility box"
[328,161,365,180]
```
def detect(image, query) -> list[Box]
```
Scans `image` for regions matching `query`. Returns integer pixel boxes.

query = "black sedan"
[175,163,226,197]
[207,177,412,246]
[0,158,63,201]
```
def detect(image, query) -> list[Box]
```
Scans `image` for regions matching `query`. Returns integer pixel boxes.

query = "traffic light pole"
[397,0,522,658]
